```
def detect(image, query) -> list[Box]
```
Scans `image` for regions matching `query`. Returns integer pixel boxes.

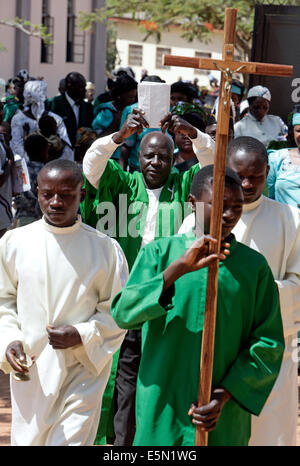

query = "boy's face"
[227,150,269,204]
[193,183,244,238]
[37,169,85,228]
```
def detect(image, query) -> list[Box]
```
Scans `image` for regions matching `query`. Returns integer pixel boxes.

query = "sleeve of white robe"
[187,128,215,167]
[71,239,129,376]
[0,233,25,374]
[275,208,300,338]
[82,133,121,189]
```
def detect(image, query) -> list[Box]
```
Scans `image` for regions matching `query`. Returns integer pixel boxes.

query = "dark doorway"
[250,4,300,122]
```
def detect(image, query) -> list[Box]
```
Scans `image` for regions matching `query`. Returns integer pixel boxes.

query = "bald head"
[140,131,174,156]
[139,131,175,189]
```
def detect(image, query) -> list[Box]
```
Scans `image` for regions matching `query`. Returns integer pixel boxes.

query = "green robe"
[81,159,199,270]
[111,233,285,446]
[80,160,200,444]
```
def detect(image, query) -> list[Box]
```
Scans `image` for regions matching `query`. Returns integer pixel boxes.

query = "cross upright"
[163,8,293,447]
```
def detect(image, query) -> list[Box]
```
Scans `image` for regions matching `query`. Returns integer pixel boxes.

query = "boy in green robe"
[81,109,214,445]
[111,164,285,446]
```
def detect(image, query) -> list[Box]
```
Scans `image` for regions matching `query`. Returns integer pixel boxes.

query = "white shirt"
[65,92,80,126]
[234,112,287,147]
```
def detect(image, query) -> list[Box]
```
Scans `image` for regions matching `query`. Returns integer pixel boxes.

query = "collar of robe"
[41,215,82,234]
[242,195,263,213]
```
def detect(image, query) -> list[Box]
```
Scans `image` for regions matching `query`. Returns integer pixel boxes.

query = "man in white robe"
[0,159,128,446]
[179,136,300,446]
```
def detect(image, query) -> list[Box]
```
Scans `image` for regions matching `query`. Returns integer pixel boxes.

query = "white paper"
[138,82,170,128]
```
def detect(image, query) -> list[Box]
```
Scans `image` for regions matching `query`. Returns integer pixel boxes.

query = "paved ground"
[1,369,300,446]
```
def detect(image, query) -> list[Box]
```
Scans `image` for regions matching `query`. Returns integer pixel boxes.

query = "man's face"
[249,97,269,122]
[227,149,268,204]
[139,134,174,189]
[199,183,244,238]
[66,75,86,102]
[37,169,85,227]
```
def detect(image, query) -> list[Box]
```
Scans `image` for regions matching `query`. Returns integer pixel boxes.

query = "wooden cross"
[163,8,293,447]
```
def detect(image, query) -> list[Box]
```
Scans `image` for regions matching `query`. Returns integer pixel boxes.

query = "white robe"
[0,217,128,446]
[178,196,300,446]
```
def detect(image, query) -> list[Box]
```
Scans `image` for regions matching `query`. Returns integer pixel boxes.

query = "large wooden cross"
[163,8,293,447]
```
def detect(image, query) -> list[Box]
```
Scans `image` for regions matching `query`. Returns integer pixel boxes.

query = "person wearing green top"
[111,165,285,446]
[81,109,215,445]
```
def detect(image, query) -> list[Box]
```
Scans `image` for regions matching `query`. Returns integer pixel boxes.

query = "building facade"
[0,0,107,98]
[111,17,244,87]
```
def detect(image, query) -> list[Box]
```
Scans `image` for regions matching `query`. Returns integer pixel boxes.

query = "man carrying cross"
[162,7,292,446]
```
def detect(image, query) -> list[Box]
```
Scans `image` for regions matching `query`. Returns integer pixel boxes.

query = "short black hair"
[24,134,48,162]
[180,112,206,133]
[190,164,242,199]
[141,75,165,83]
[227,136,268,164]
[38,159,84,185]
[110,74,137,99]
[171,81,197,101]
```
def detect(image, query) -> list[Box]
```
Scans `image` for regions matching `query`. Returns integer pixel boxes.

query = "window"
[66,0,85,63]
[194,51,212,75]
[41,0,54,64]
[128,44,143,66]
[156,47,171,69]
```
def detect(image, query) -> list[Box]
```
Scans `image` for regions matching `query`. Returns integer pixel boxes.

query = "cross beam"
[163,8,293,447]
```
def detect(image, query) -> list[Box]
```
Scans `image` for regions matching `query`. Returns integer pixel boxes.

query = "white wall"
[0,0,94,99]
[29,0,93,98]
[114,20,243,87]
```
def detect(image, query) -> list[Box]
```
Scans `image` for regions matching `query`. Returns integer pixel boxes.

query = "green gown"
[80,160,200,444]
[111,233,285,446]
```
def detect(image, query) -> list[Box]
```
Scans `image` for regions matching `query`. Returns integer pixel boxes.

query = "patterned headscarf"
[23,80,48,120]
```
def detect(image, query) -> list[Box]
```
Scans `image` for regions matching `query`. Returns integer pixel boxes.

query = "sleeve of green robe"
[81,159,132,228]
[221,262,285,417]
[111,243,174,329]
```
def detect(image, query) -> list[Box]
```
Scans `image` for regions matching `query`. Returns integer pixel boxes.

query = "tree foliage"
[0,17,53,51]
[78,0,300,59]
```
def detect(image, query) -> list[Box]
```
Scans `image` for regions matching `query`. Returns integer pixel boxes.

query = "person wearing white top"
[234,85,287,148]
[0,159,128,446]
[10,80,72,161]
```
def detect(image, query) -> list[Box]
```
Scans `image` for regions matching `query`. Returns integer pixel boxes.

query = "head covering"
[292,113,300,126]
[17,69,29,82]
[171,101,208,126]
[247,85,271,102]
[23,80,48,120]
[86,81,95,90]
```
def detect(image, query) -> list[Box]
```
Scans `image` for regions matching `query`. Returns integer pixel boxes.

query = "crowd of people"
[0,64,299,447]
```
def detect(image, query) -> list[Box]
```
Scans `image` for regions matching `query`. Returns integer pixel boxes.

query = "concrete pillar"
[14,0,31,76]
[89,0,107,95]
